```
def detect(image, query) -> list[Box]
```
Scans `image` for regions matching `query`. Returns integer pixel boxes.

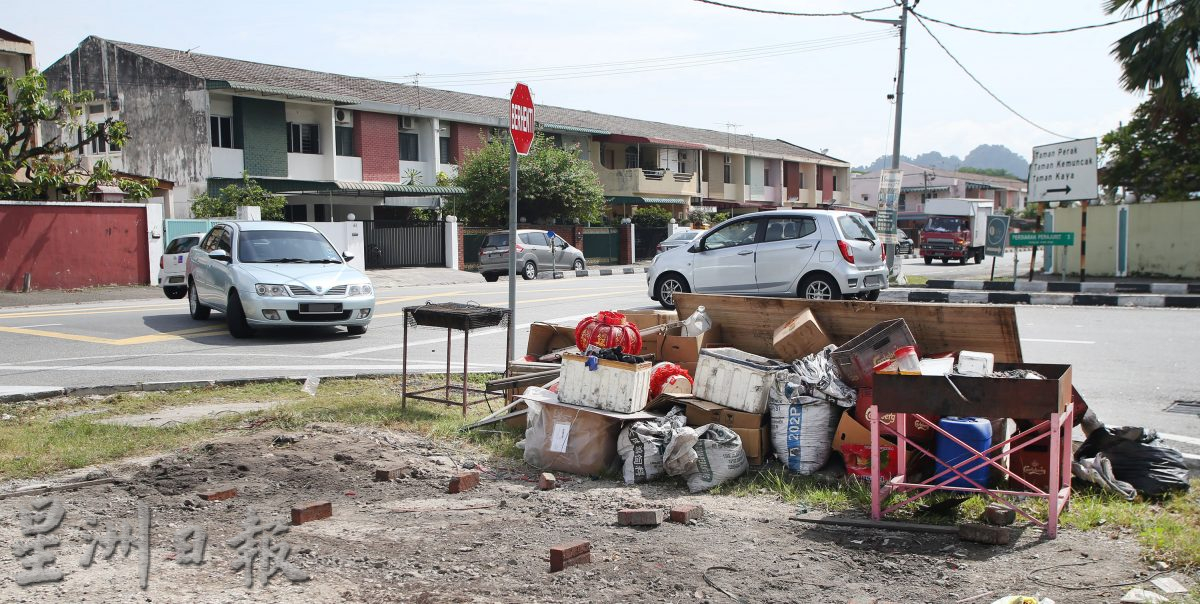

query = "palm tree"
[1106,0,1200,101]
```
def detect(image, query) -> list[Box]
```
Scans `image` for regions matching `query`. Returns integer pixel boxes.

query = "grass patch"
[900,275,928,286]
[1064,483,1200,568]
[0,376,519,480]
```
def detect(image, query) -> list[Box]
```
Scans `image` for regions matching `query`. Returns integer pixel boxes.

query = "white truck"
[920,198,994,265]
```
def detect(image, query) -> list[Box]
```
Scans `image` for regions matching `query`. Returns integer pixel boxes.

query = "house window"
[90,136,107,154]
[764,165,771,185]
[287,123,320,154]
[335,125,355,157]
[678,150,688,174]
[439,136,452,164]
[399,132,420,161]
[624,146,638,169]
[799,173,805,189]
[833,174,838,191]
[899,194,907,211]
[210,116,234,149]
[723,154,732,184]
[88,103,105,115]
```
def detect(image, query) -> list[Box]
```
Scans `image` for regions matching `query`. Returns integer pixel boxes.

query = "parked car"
[647,210,888,308]
[478,229,585,282]
[897,230,914,256]
[186,221,375,338]
[655,229,703,254]
[159,232,205,299]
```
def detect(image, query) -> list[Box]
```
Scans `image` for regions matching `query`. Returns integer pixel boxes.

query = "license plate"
[300,303,340,313]
[168,276,184,284]
[865,276,882,287]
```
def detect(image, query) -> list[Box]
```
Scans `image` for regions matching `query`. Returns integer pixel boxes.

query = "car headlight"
[255,283,291,297]
[348,283,373,296]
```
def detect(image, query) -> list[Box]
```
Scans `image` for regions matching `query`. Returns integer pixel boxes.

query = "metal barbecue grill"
[401,302,512,416]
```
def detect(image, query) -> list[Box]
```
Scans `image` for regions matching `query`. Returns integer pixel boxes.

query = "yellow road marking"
[0,304,178,321]
[374,291,469,306]
[0,325,227,346]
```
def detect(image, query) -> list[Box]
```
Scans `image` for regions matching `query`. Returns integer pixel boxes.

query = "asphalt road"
[1,262,1197,448]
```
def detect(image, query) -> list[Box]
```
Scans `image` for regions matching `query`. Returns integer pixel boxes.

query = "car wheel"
[483,272,500,283]
[960,256,968,265]
[573,258,585,271]
[800,274,841,300]
[226,291,254,339]
[522,260,537,280]
[188,281,211,320]
[347,325,367,336]
[941,258,949,265]
[924,257,933,265]
[974,252,984,264]
[656,274,689,310]
[862,289,881,301]
[164,286,187,300]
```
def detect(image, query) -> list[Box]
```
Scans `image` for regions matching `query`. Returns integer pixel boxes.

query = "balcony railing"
[597,167,698,197]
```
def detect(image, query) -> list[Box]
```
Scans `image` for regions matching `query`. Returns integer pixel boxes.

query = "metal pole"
[1012,248,1019,281]
[506,146,518,372]
[989,257,996,281]
[1079,202,1088,283]
[886,0,909,278]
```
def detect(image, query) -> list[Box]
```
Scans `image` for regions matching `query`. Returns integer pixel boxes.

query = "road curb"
[882,288,1200,308]
[925,279,1200,296]
[536,267,649,280]
[0,373,406,404]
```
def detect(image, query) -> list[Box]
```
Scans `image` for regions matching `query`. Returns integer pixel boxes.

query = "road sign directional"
[985,215,1010,257]
[1028,138,1097,202]
[1010,231,1075,247]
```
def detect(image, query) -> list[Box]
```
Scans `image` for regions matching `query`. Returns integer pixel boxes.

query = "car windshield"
[837,214,876,242]
[165,236,199,254]
[481,233,508,248]
[926,216,967,232]
[237,230,343,263]
[669,231,700,241]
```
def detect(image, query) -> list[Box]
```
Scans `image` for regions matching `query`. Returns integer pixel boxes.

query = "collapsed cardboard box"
[526,322,578,360]
[649,393,771,466]
[641,323,725,365]
[524,398,658,476]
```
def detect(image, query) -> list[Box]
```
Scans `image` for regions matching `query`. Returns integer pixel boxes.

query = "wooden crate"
[558,353,652,413]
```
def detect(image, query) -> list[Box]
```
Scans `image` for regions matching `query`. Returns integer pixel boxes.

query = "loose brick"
[538,473,557,491]
[668,504,704,523]
[375,467,406,482]
[549,539,591,572]
[291,501,333,526]
[618,508,663,527]
[197,488,237,502]
[958,522,1012,545]
[448,470,481,494]
[982,503,1017,526]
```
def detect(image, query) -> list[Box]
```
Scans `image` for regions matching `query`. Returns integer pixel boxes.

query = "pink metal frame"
[870,402,1074,538]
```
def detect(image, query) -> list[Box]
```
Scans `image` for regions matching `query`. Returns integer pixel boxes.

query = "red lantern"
[575,311,643,354]
[649,362,693,398]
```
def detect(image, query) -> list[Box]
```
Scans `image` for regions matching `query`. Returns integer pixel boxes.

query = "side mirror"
[342,251,355,261]
[688,242,701,253]
[208,249,230,262]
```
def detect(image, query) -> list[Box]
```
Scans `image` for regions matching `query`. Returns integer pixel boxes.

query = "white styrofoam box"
[693,347,785,414]
[558,353,653,413]
[957,350,995,376]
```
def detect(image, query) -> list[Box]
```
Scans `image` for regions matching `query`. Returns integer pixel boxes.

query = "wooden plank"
[675,293,1022,362]
[789,514,960,534]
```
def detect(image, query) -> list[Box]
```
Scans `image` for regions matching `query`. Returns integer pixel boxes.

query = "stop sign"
[509,82,535,156]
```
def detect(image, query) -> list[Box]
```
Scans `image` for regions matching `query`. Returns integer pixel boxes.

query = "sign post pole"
[1080,202,1088,283]
[506,82,535,372]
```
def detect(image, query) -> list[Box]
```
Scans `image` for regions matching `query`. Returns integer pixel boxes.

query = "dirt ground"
[0,423,1188,603]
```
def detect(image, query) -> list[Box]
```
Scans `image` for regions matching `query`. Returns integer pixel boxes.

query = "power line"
[911,1,1179,36]
[911,12,1074,140]
[692,0,894,17]
[389,31,897,85]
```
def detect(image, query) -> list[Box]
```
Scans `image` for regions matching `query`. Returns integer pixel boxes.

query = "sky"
[8,0,1162,167]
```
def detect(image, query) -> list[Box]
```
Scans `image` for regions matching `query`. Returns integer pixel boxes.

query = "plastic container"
[934,417,993,488]
[957,350,995,377]
[680,305,712,337]
[875,345,921,376]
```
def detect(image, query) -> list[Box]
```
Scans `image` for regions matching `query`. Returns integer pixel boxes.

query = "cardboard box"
[831,409,875,452]
[525,400,657,476]
[619,309,678,330]
[683,397,766,430]
[772,309,833,360]
[526,322,578,358]
[733,425,770,466]
[645,323,724,365]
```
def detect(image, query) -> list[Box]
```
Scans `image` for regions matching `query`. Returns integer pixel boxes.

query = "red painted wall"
[353,111,400,182]
[449,123,488,164]
[820,166,835,200]
[784,162,800,200]
[0,204,149,291]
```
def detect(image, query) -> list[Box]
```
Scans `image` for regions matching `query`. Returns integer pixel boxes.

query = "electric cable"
[912,1,1179,36]
[691,0,894,17]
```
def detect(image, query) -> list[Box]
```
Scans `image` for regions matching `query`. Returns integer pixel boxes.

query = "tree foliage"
[631,205,672,227]
[958,166,1020,180]
[1106,0,1200,103]
[1,68,156,200]
[453,131,605,225]
[190,172,286,219]
[1099,90,1200,201]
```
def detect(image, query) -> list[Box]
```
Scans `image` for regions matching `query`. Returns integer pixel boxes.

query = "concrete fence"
[1046,201,1200,279]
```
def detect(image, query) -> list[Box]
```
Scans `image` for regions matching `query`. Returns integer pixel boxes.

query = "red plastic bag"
[842,443,898,479]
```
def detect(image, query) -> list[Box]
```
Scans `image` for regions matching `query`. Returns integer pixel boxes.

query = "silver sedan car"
[478,229,585,281]
[186,221,375,338]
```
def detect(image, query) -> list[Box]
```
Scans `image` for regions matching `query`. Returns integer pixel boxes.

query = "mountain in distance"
[856,144,1030,179]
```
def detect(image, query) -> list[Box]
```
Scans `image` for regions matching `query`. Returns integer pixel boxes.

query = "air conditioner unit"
[399,116,414,129]
[335,109,348,123]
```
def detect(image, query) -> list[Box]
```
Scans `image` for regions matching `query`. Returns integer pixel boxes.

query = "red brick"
[618,508,663,526]
[448,470,481,494]
[291,501,333,525]
[375,467,406,482]
[197,488,237,501]
[982,503,1016,526]
[549,539,591,572]
[958,522,1012,545]
[353,111,400,182]
[538,473,557,491]
[668,504,704,523]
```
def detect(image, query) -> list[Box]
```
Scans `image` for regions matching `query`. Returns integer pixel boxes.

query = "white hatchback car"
[186,221,375,338]
[647,209,888,308]
[159,232,205,299]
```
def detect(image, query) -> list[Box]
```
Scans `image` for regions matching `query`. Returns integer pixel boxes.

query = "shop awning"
[900,185,951,193]
[539,122,610,136]
[208,178,465,197]
[606,196,688,206]
[595,134,706,150]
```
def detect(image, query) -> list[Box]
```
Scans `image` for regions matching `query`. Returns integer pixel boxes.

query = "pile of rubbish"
[485,303,1189,501]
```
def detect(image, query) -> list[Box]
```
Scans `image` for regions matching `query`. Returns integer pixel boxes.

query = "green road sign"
[985,215,1010,257]
[1010,231,1075,246]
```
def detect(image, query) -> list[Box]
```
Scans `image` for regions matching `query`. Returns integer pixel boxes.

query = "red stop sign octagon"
[509,82,535,156]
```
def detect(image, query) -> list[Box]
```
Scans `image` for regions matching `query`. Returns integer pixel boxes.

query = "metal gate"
[461,226,496,270]
[582,226,620,265]
[634,226,668,262]
[164,219,217,243]
[363,220,445,268]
